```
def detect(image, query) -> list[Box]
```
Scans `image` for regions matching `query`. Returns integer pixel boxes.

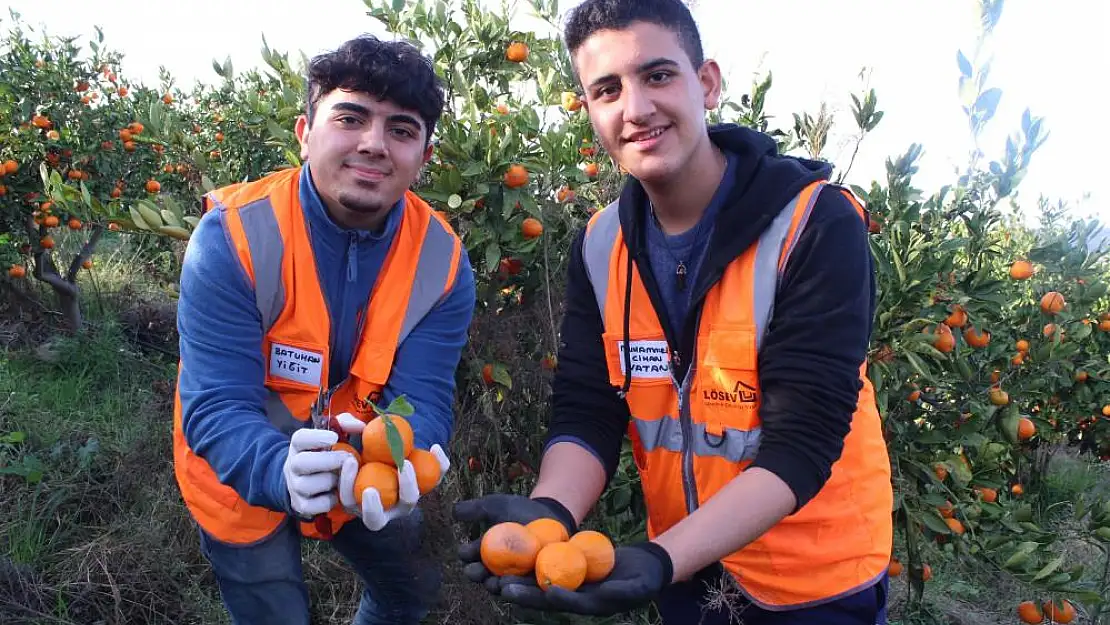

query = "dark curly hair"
[305,35,445,144]
[563,0,704,74]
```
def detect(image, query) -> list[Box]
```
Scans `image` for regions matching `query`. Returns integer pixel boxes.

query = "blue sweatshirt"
[177,165,476,516]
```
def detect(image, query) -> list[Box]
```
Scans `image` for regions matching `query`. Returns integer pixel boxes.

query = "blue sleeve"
[380,249,476,450]
[177,208,293,515]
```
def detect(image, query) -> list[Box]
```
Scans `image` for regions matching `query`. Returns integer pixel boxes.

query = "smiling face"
[573,21,722,186]
[295,88,433,231]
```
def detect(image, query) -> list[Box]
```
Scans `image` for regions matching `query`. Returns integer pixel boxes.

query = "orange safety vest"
[581,180,893,609]
[172,166,463,545]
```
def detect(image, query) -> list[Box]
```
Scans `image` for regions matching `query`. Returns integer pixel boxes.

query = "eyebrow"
[587,57,680,92]
[331,101,423,131]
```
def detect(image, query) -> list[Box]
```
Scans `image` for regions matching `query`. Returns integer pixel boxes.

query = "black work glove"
[498,541,674,616]
[454,494,577,594]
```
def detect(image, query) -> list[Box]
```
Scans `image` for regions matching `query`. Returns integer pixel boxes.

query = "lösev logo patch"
[269,343,324,386]
[618,340,671,379]
[703,379,759,405]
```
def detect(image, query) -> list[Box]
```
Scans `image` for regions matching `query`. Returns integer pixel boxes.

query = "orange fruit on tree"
[505,41,529,63]
[526,518,569,548]
[583,162,599,178]
[408,448,441,495]
[1016,339,1030,352]
[944,304,968,328]
[1040,291,1066,315]
[1017,600,1044,624]
[1099,319,1110,332]
[561,91,582,112]
[40,236,55,249]
[932,324,955,353]
[1102,404,1110,417]
[1074,371,1088,383]
[481,363,495,386]
[124,141,137,152]
[331,442,362,465]
[8,265,26,279]
[4,160,18,174]
[568,530,615,582]
[68,218,82,230]
[975,486,998,503]
[481,521,541,576]
[945,518,965,535]
[119,129,133,142]
[353,461,398,509]
[503,164,529,188]
[46,130,60,141]
[907,389,921,402]
[1017,417,1036,440]
[1012,483,1024,496]
[43,215,59,228]
[963,326,990,348]
[128,121,144,135]
[215,132,225,142]
[1009,259,1034,280]
[521,217,543,239]
[145,179,161,194]
[937,501,955,518]
[81,259,92,270]
[921,564,932,582]
[887,558,903,577]
[534,541,588,591]
[361,414,414,466]
[1042,599,1076,624]
[989,388,1010,406]
[1012,352,1025,366]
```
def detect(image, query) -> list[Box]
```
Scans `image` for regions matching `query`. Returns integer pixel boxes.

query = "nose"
[357,120,388,156]
[622,82,656,124]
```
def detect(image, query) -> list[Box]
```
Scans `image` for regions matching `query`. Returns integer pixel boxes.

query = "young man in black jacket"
[455,1,893,623]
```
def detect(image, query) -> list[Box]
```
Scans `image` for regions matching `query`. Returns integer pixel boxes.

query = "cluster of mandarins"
[332,414,441,509]
[480,519,616,592]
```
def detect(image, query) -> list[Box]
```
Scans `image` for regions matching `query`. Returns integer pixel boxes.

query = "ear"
[697,59,724,111]
[294,115,310,160]
[422,141,434,165]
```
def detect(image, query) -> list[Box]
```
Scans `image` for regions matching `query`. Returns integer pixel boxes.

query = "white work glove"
[282,428,357,518]
[334,412,451,532]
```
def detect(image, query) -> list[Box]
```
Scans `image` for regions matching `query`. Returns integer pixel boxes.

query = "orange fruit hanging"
[353,462,398,509]
[525,518,569,548]
[1017,417,1035,440]
[963,326,991,348]
[534,541,588,591]
[1040,291,1065,315]
[521,217,543,239]
[1042,599,1076,624]
[481,522,541,577]
[506,41,529,63]
[568,530,615,582]
[361,414,414,466]
[1009,260,1034,280]
[1017,600,1043,624]
[407,448,441,495]
[503,164,529,188]
[887,558,903,577]
[944,304,967,328]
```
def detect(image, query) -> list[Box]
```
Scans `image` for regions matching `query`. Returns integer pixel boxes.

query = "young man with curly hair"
[173,35,475,625]
[455,1,893,623]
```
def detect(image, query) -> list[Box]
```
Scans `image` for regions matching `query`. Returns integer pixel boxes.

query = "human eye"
[647,71,673,84]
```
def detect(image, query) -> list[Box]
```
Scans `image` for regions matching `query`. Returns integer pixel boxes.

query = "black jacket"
[546,124,877,512]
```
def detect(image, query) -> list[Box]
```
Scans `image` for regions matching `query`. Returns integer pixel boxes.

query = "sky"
[4,0,1107,231]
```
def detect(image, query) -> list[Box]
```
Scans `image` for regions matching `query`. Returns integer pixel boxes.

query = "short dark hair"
[563,0,705,74]
[305,35,445,144]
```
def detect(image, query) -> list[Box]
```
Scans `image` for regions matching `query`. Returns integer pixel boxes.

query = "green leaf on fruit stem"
[380,414,406,474]
[491,364,513,390]
[1031,554,1065,581]
[485,242,500,272]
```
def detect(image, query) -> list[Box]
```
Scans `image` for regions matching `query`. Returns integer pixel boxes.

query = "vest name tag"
[618,340,672,379]
[270,343,324,386]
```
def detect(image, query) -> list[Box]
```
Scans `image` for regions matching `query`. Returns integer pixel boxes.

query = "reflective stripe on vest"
[581,180,893,609]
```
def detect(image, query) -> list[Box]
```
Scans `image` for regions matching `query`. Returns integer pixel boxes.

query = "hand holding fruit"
[453,494,579,593]
[334,411,451,531]
[502,541,674,616]
[282,428,352,518]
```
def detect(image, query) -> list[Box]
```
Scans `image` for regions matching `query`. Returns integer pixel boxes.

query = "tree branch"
[65,225,104,282]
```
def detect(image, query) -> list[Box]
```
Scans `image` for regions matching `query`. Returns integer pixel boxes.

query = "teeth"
[637,127,665,141]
